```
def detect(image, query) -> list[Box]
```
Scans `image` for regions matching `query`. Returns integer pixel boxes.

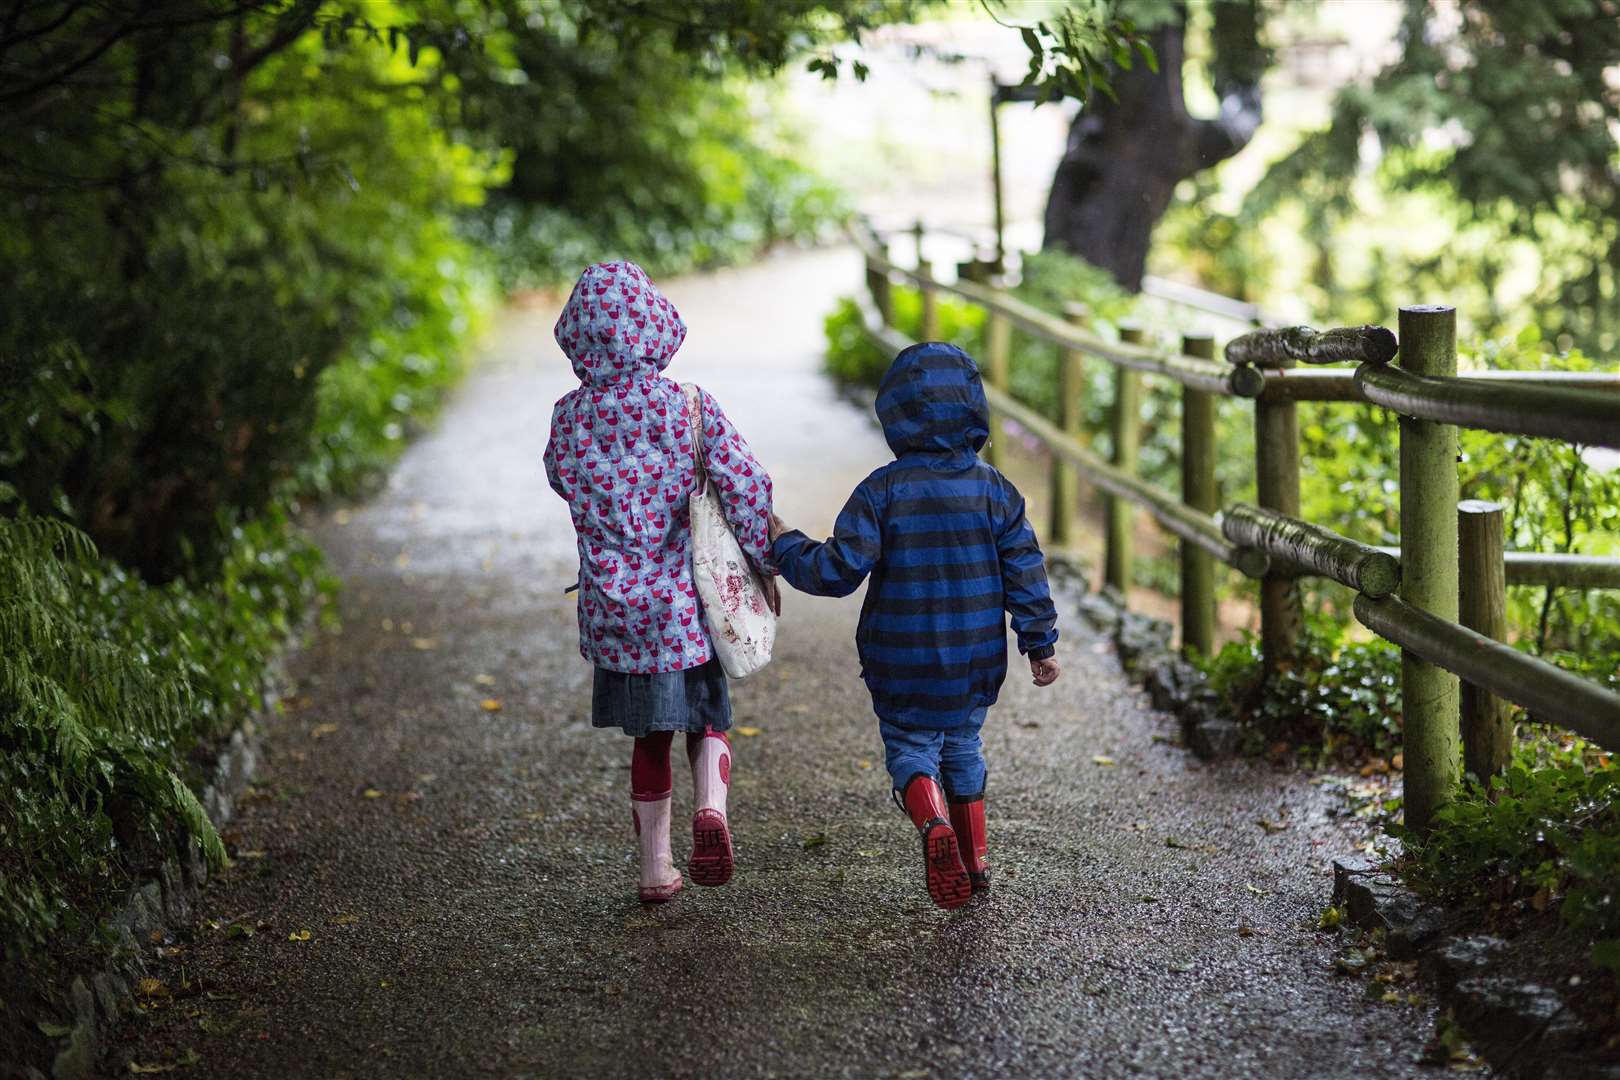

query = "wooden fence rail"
[853,222,1620,834]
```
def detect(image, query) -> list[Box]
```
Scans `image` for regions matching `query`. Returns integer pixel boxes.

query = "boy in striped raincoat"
[769,341,1059,910]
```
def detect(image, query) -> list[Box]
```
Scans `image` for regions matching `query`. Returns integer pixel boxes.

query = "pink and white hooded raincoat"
[543,262,774,674]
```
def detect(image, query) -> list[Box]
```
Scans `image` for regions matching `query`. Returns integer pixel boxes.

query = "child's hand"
[761,573,782,617]
[1030,655,1060,687]
[768,512,789,542]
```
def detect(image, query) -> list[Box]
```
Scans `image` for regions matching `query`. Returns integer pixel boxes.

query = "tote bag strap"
[681,382,709,494]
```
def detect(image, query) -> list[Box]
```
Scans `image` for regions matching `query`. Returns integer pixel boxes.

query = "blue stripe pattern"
[771,342,1058,729]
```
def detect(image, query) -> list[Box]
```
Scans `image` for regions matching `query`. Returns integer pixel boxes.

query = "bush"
[0,497,326,954]
[1407,742,1620,974]
[1197,613,1404,759]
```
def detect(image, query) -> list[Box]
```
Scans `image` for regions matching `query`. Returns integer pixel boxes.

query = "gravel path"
[107,248,1439,1079]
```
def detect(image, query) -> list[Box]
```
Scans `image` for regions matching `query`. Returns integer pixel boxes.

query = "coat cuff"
[1024,643,1056,661]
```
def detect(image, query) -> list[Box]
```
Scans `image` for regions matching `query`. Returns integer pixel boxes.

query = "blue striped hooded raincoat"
[770,342,1058,730]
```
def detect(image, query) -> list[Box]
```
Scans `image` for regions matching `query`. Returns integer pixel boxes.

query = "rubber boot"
[949,794,990,893]
[633,794,683,903]
[688,731,734,886]
[901,775,972,910]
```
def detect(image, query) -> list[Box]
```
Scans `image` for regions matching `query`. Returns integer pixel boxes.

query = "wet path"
[110,248,1437,1078]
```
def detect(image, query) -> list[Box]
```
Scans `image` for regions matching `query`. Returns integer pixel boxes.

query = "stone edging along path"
[1067,563,1617,1080]
[26,662,286,1080]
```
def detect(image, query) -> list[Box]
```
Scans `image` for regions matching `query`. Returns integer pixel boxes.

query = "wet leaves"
[136,978,169,999]
[1318,905,1344,930]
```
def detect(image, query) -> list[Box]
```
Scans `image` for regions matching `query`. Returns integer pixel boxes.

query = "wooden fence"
[854,221,1620,834]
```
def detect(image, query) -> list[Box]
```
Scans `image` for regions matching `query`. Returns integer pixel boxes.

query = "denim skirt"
[591,657,732,737]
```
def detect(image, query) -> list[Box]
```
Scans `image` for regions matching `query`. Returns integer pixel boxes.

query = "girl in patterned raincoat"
[544,261,779,903]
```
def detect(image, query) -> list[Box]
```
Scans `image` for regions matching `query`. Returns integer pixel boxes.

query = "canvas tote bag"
[682,383,775,679]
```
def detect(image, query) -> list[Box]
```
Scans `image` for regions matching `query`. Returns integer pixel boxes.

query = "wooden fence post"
[1181,333,1218,657]
[1105,325,1144,593]
[984,309,1010,470]
[1253,348,1302,674]
[920,260,941,342]
[1399,304,1462,835]
[913,219,926,271]
[866,255,892,328]
[1459,499,1512,786]
[1049,303,1089,548]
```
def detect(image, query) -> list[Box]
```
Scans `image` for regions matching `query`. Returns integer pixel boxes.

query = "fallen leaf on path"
[787,704,810,714]
[1257,818,1289,833]
[1245,883,1267,896]
[128,1063,177,1075]
[1318,905,1344,931]
[333,914,359,926]
[1168,959,1194,973]
[1165,837,1221,853]
[479,698,503,712]
[311,723,339,739]
[802,834,827,850]
[333,509,352,526]
[37,1020,72,1038]
[236,850,266,860]
[287,930,311,942]
[735,726,762,737]
[1091,755,1117,767]
[524,810,545,821]
[474,674,497,686]
[1020,721,1041,729]
[856,759,873,770]
[135,978,168,998]
[410,637,437,651]
[856,849,880,858]
[363,789,384,799]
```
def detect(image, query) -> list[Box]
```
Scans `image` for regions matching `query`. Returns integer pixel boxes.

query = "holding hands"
[1030,656,1060,687]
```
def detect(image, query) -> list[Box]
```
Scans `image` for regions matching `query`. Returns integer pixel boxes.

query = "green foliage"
[1197,613,1404,757]
[1407,743,1620,973]
[0,506,325,955]
[1235,0,1620,354]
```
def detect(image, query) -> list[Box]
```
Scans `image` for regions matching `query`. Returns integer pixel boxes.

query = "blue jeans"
[879,708,988,798]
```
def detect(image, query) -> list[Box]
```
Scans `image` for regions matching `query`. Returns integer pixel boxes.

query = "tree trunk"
[1042,4,1263,291]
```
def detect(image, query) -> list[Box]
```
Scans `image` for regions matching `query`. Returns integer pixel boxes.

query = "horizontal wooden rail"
[1353,593,1620,748]
[1221,504,1401,597]
[1258,367,1620,403]
[1367,547,1620,590]
[1226,325,1398,368]
[856,232,1265,398]
[1141,275,1274,327]
[1354,364,1620,449]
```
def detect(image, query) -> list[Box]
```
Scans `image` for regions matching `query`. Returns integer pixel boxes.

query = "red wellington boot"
[901,775,972,910]
[949,795,990,893]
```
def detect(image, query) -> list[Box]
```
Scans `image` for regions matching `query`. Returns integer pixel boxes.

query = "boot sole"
[689,808,733,886]
[639,877,683,904]
[923,823,973,910]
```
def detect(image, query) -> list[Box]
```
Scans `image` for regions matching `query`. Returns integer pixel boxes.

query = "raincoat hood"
[554,261,687,384]
[875,342,990,458]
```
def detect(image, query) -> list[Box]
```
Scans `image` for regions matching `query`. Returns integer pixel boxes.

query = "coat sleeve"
[992,474,1058,658]
[543,404,573,502]
[770,481,883,598]
[698,389,774,571]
